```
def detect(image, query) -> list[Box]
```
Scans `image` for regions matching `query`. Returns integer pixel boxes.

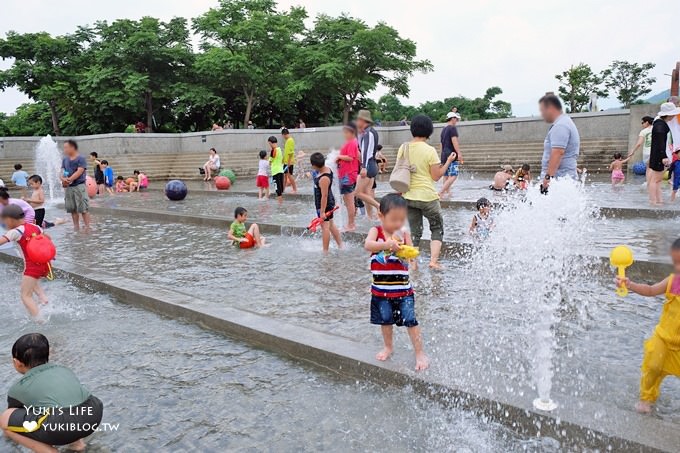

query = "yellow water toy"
[395,244,420,260]
[610,245,633,297]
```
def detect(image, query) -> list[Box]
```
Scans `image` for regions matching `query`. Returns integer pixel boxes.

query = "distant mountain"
[646,89,670,104]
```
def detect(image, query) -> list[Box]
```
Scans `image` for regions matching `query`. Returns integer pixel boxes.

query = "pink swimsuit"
[611,169,625,181]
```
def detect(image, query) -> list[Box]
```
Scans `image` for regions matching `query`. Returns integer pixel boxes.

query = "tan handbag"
[389,142,416,193]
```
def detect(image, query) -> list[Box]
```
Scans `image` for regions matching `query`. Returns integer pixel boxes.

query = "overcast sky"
[0,0,677,117]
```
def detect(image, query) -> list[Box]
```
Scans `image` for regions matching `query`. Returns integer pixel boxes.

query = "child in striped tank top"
[364,194,428,371]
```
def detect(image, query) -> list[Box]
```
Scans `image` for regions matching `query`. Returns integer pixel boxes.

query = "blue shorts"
[340,184,356,195]
[370,295,418,327]
[446,162,459,177]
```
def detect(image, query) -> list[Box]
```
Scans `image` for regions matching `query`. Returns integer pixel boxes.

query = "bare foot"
[429,261,444,271]
[376,347,393,361]
[342,225,356,232]
[66,439,86,452]
[635,401,652,414]
[415,352,429,371]
[40,299,48,306]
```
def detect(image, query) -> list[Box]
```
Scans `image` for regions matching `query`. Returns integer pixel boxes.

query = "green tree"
[555,63,608,113]
[0,32,81,135]
[193,0,307,125]
[0,102,53,136]
[602,60,656,108]
[81,17,193,132]
[303,15,432,123]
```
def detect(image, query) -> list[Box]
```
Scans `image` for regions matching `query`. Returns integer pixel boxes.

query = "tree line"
[555,61,656,113]
[0,0,436,136]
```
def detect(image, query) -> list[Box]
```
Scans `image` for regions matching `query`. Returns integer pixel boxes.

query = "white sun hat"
[658,102,680,117]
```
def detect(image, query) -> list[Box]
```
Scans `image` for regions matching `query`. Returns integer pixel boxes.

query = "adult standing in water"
[401,115,456,270]
[538,94,580,193]
[648,102,680,205]
[438,111,463,199]
[282,128,298,194]
[356,110,380,218]
[60,140,91,231]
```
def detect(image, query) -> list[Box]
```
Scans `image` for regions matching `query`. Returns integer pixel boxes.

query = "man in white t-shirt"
[629,116,654,164]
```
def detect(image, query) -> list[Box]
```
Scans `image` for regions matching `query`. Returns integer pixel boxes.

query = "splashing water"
[468,178,597,410]
[34,135,63,202]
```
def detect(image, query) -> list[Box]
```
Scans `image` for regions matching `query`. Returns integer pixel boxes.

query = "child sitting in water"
[469,197,493,239]
[513,164,531,190]
[310,152,342,252]
[364,193,428,371]
[0,205,50,320]
[667,150,680,202]
[256,150,270,200]
[490,165,514,191]
[616,238,680,414]
[228,207,265,249]
[133,170,148,191]
[0,333,104,452]
[610,152,634,186]
[115,176,128,193]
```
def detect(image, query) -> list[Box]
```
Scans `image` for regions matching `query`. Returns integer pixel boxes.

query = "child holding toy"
[616,238,680,413]
[364,193,428,371]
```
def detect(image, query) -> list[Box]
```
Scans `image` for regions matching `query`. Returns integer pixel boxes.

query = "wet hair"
[343,122,357,135]
[14,164,22,170]
[410,114,434,139]
[673,238,680,250]
[379,193,408,215]
[234,207,247,218]
[133,170,140,175]
[12,333,49,368]
[521,164,530,172]
[101,160,109,165]
[377,144,383,151]
[64,139,78,150]
[259,150,267,159]
[28,175,42,184]
[116,176,124,181]
[90,152,98,158]
[539,94,562,110]
[309,152,325,168]
[267,136,278,144]
[281,128,290,135]
[1,204,24,220]
[209,148,216,154]
[0,187,9,200]
[476,197,491,210]
[613,152,622,160]
[641,116,654,125]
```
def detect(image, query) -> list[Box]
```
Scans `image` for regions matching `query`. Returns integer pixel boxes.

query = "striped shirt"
[370,226,413,298]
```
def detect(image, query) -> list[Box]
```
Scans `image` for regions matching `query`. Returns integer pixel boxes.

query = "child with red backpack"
[0,205,55,321]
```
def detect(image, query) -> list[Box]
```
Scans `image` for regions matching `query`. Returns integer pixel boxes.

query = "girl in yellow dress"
[617,238,680,413]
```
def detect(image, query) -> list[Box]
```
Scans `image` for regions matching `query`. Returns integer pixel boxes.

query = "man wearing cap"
[490,165,514,191]
[439,111,463,198]
[648,102,680,204]
[538,94,581,193]
[355,110,380,217]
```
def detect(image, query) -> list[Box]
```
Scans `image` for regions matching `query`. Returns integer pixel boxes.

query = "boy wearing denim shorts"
[364,193,429,371]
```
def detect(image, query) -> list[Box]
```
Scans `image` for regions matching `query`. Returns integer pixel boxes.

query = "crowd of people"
[2,94,680,451]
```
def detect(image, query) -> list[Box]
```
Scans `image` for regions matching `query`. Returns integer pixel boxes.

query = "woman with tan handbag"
[396,115,456,270]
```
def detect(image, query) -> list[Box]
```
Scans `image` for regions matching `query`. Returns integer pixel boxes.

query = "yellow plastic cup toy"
[610,246,633,297]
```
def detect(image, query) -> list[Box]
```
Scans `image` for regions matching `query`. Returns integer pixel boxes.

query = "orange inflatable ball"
[215,176,231,190]
[126,177,135,185]
[85,176,97,198]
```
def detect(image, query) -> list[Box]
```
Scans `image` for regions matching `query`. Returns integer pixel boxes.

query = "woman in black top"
[647,102,680,205]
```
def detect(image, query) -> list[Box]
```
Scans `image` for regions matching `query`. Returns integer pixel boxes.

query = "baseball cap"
[446,112,461,120]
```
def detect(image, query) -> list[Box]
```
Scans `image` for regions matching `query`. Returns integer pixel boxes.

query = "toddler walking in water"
[0,205,50,321]
[364,193,428,371]
[609,152,634,187]
[616,238,680,413]
[256,150,270,200]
